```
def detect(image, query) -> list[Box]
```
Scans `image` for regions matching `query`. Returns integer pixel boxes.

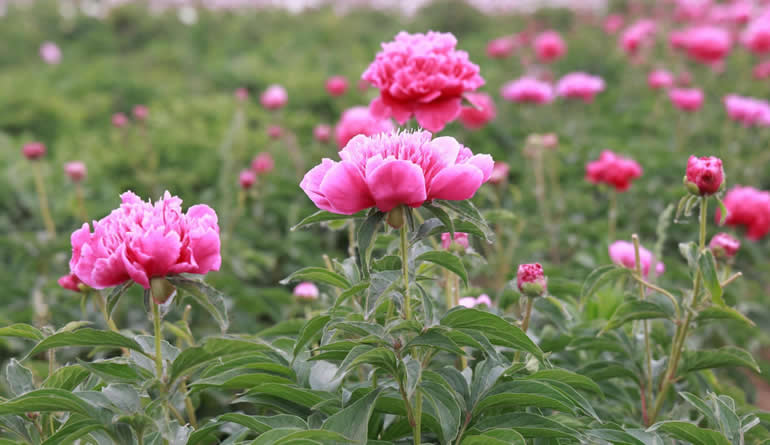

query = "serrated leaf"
[166,276,229,332]
[681,347,760,373]
[416,251,468,287]
[698,250,724,306]
[0,324,44,341]
[441,309,543,359]
[603,300,671,332]
[25,328,145,359]
[280,267,351,289]
[648,421,730,445]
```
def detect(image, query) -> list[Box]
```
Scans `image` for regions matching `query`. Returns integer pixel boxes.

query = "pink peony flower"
[716,186,770,240]
[742,18,770,54]
[620,20,657,55]
[39,42,61,65]
[648,69,675,89]
[260,84,288,110]
[68,191,221,291]
[313,124,332,143]
[754,61,770,79]
[586,150,643,192]
[267,125,283,140]
[556,73,605,103]
[235,87,249,102]
[58,273,83,292]
[724,95,770,127]
[669,88,704,112]
[112,112,128,128]
[335,106,394,149]
[458,294,492,308]
[64,161,86,182]
[517,263,547,297]
[682,26,731,64]
[674,0,712,22]
[293,282,319,300]
[709,232,740,259]
[251,152,274,174]
[609,240,664,278]
[239,169,256,189]
[459,92,496,130]
[685,155,724,196]
[132,105,148,121]
[22,142,46,160]
[533,30,566,63]
[362,31,484,132]
[486,36,516,58]
[441,232,469,250]
[604,14,625,34]
[500,77,554,105]
[325,76,348,97]
[300,130,493,215]
[488,161,509,185]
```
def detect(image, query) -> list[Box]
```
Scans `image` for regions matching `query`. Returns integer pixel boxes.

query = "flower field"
[1,0,770,443]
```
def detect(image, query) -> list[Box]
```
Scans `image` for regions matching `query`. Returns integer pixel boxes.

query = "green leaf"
[291,210,365,231]
[424,204,454,238]
[293,315,331,359]
[0,389,94,416]
[679,242,699,269]
[603,300,671,332]
[334,282,370,309]
[441,309,543,359]
[5,359,35,396]
[473,413,580,439]
[526,369,602,395]
[578,361,640,383]
[420,373,463,443]
[716,197,729,225]
[356,210,386,278]
[280,267,351,289]
[372,255,402,272]
[462,429,526,445]
[649,421,730,445]
[25,328,145,359]
[78,358,153,384]
[322,388,382,444]
[348,348,398,376]
[0,323,44,341]
[436,200,494,242]
[404,328,466,356]
[416,251,468,286]
[581,265,630,302]
[105,281,133,319]
[696,306,755,327]
[166,275,229,332]
[679,392,719,427]
[586,429,646,445]
[698,250,724,306]
[41,417,105,445]
[474,380,577,415]
[219,413,307,433]
[43,365,90,391]
[681,347,760,373]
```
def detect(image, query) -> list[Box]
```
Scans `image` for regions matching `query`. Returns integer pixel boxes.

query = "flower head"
[251,152,274,174]
[685,155,724,196]
[313,124,332,143]
[335,106,394,149]
[260,84,288,110]
[501,77,554,105]
[709,232,740,259]
[235,87,249,102]
[488,161,509,185]
[609,241,664,278]
[586,150,642,192]
[620,20,657,55]
[362,31,484,132]
[132,105,148,121]
[300,130,493,215]
[459,92,496,130]
[715,186,770,240]
[486,36,516,58]
[556,72,605,102]
[325,76,348,97]
[68,191,221,292]
[294,282,319,301]
[267,125,283,140]
[458,294,492,308]
[65,161,86,182]
[742,18,770,55]
[724,95,770,127]
[58,273,84,292]
[112,112,128,128]
[22,142,46,160]
[39,42,61,65]
[604,14,625,34]
[680,26,731,64]
[534,31,566,63]
[669,88,704,112]
[441,232,469,251]
[648,69,675,90]
[517,263,546,297]
[239,169,256,189]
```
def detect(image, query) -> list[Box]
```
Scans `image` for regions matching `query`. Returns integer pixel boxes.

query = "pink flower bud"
[325,76,348,97]
[669,88,704,112]
[293,282,319,301]
[267,125,283,140]
[486,36,516,58]
[488,162,509,185]
[585,150,642,192]
[534,31,566,63]
[239,169,256,189]
[517,263,546,297]
[709,232,740,259]
[604,14,625,34]
[58,273,83,292]
[260,84,288,110]
[501,77,554,105]
[609,240,664,278]
[22,142,46,160]
[458,294,492,308]
[235,87,249,102]
[685,155,724,196]
[251,152,274,174]
[112,112,128,128]
[441,232,469,251]
[39,42,61,65]
[556,72,605,103]
[313,124,332,143]
[132,105,148,121]
[64,161,86,182]
[648,69,675,90]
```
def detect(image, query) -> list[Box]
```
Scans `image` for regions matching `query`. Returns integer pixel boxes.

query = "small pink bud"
[251,152,274,174]
[267,125,283,140]
[58,273,84,292]
[441,232,469,251]
[64,161,86,182]
[325,76,348,97]
[709,232,740,259]
[534,30,566,63]
[685,155,724,196]
[112,112,128,128]
[517,263,547,297]
[648,69,674,90]
[235,87,249,102]
[239,169,256,189]
[313,124,331,143]
[486,36,516,58]
[670,88,704,112]
[132,105,148,121]
[260,84,288,110]
[294,282,319,301]
[39,42,61,65]
[488,162,509,185]
[22,142,46,160]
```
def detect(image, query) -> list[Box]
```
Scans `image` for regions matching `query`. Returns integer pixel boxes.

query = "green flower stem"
[92,291,120,333]
[32,162,56,237]
[632,234,653,420]
[152,301,164,382]
[400,221,411,321]
[608,189,617,243]
[414,391,422,445]
[75,183,88,222]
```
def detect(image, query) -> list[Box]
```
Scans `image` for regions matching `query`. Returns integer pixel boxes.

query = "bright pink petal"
[366,159,427,212]
[414,98,462,132]
[319,161,375,214]
[465,154,494,182]
[300,159,337,212]
[428,164,484,201]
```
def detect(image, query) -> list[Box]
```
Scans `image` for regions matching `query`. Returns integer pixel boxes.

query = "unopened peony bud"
[294,282,319,301]
[441,232,469,251]
[685,155,724,196]
[22,142,46,160]
[132,105,148,121]
[517,263,546,297]
[64,161,86,182]
[239,169,256,189]
[709,232,740,259]
[58,273,84,292]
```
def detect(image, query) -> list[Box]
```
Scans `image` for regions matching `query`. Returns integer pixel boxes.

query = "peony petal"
[319,160,375,215]
[428,164,484,201]
[366,159,427,212]
[414,97,462,132]
[90,246,132,289]
[377,93,414,125]
[188,228,222,273]
[300,159,337,212]
[465,154,494,182]
[135,229,182,278]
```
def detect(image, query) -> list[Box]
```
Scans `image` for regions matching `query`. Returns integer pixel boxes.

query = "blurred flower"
[335,106,394,149]
[648,69,675,89]
[459,92,496,130]
[22,142,46,160]
[58,273,83,292]
[39,42,61,65]
[441,232,469,251]
[132,105,148,121]
[68,191,221,298]
[293,282,319,300]
[64,161,86,182]
[753,61,770,79]
[517,263,546,297]
[112,112,128,128]
[488,161,509,185]
[620,19,657,55]
[501,77,554,104]
[716,186,770,240]
[742,17,770,55]
[709,232,740,259]
[533,30,566,63]
[362,31,484,132]
[251,152,274,175]
[260,84,288,110]
[486,35,516,58]
[604,14,624,34]
[235,87,249,102]
[609,240,664,278]
[681,26,731,64]
[458,294,492,308]
[556,72,605,103]
[669,88,704,112]
[267,125,283,140]
[239,169,256,189]
[325,76,348,96]
[313,124,332,143]
[685,155,724,196]
[586,150,642,192]
[300,130,493,215]
[674,0,711,23]
[541,133,558,149]
[724,94,770,127]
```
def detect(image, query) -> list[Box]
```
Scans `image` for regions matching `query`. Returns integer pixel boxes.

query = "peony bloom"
[669,88,704,112]
[459,92,496,130]
[716,186,770,240]
[685,155,724,196]
[325,76,348,97]
[361,31,484,133]
[458,294,492,308]
[604,14,625,35]
[39,42,61,65]
[609,240,664,278]
[58,273,83,292]
[486,36,516,58]
[556,73,605,103]
[674,0,712,23]
[533,31,566,63]
[251,152,274,175]
[65,161,86,182]
[239,169,256,189]
[335,106,394,149]
[517,263,547,297]
[742,18,770,55]
[586,150,643,192]
[441,232,469,251]
[260,84,288,110]
[68,191,221,292]
[313,124,332,143]
[500,77,554,105]
[300,130,493,215]
[267,125,283,140]
[235,87,249,102]
[682,26,731,64]
[648,69,675,90]
[620,20,657,55]
[709,232,740,259]
[293,282,319,301]
[22,142,46,160]
[132,105,148,121]
[488,161,509,185]
[754,61,770,79]
[112,113,128,128]
[724,95,770,127]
